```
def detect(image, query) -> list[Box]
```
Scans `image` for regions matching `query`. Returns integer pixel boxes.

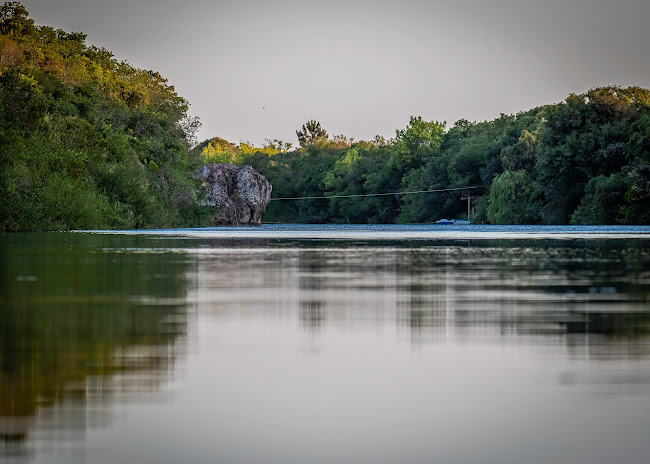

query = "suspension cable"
[269,186,484,201]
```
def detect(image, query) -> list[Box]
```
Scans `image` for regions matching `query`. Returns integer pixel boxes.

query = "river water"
[2,225,650,463]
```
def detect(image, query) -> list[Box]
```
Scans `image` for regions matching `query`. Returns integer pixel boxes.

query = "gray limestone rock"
[195,163,272,226]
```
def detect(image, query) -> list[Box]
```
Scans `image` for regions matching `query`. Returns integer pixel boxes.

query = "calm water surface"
[2,225,650,463]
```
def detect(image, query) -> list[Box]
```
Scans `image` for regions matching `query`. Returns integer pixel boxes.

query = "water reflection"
[195,241,650,349]
[190,240,650,362]
[186,239,650,464]
[300,300,325,332]
[1,234,650,463]
[0,234,191,461]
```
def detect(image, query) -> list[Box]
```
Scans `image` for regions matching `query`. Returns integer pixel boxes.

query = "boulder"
[196,163,272,226]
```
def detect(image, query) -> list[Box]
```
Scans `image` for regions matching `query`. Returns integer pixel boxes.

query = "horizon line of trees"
[1,2,649,230]
[196,87,650,225]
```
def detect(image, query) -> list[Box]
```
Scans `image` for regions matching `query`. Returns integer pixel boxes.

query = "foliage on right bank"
[240,87,650,225]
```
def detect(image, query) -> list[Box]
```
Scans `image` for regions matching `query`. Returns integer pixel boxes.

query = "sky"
[20,0,650,146]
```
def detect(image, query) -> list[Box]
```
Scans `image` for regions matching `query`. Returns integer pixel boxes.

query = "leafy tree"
[263,138,293,153]
[391,116,445,170]
[0,1,34,37]
[487,170,540,224]
[571,173,630,224]
[296,119,328,148]
[501,130,537,171]
[394,116,445,152]
[0,69,46,132]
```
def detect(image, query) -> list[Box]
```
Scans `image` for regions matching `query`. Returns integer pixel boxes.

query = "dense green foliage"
[243,89,650,225]
[0,2,207,231]
[2,3,650,229]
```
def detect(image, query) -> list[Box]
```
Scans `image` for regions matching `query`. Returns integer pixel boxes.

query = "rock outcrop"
[196,163,272,226]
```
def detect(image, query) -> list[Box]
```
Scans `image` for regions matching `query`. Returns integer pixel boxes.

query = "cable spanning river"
[2,225,650,464]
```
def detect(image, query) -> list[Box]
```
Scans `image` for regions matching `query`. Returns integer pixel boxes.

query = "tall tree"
[0,1,34,37]
[296,119,328,148]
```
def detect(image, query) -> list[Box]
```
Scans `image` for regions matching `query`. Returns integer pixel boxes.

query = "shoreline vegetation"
[1,3,649,232]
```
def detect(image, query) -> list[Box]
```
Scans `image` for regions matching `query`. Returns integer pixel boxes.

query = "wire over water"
[269,186,484,201]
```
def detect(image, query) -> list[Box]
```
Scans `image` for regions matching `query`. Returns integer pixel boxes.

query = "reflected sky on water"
[1,230,650,463]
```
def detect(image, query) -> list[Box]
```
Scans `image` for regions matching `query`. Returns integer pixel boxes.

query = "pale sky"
[20,0,650,146]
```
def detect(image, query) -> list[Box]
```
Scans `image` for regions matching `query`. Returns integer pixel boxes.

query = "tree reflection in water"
[283,240,650,356]
[1,233,650,463]
[0,234,191,461]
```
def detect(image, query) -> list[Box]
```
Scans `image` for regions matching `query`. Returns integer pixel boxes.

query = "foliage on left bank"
[0,2,210,231]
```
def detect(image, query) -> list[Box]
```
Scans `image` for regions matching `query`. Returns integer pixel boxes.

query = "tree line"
[1,2,649,230]
[244,89,650,225]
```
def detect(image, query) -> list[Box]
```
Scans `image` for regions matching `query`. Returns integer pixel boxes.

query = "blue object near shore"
[436,219,471,225]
